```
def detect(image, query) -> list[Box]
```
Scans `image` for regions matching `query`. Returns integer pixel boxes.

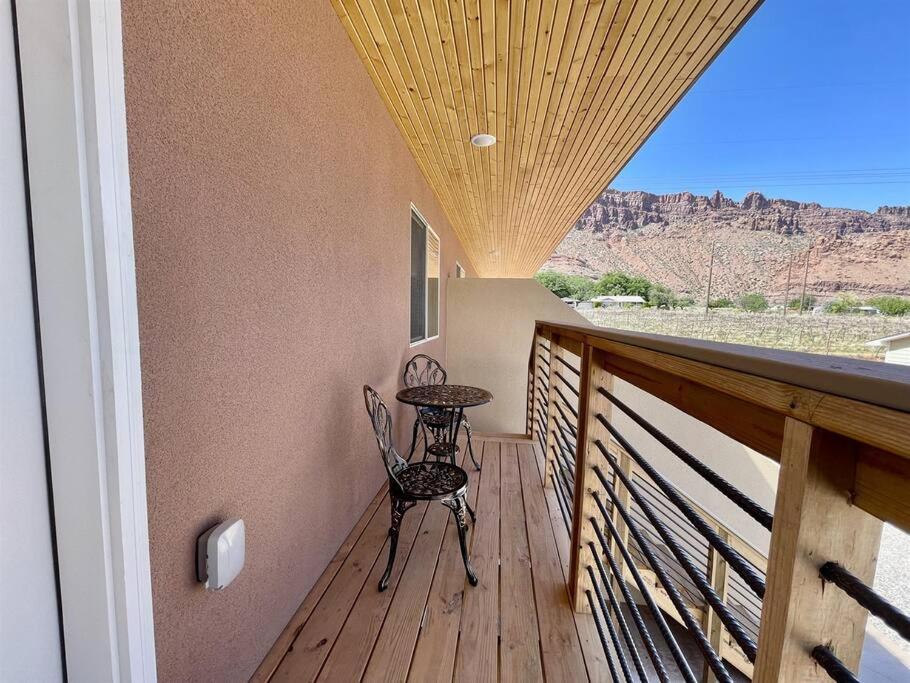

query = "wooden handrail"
[528,321,910,682]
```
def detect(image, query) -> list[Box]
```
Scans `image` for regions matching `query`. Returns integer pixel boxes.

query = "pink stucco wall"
[121,2,474,679]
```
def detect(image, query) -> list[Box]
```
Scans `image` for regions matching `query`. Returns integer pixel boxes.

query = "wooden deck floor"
[257,436,612,682]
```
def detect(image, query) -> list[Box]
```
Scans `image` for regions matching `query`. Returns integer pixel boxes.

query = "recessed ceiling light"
[470,133,496,148]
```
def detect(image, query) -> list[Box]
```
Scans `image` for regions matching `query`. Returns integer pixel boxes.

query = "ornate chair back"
[363,385,407,485]
[403,354,447,388]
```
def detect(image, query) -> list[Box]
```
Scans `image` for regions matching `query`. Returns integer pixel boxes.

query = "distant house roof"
[865,331,910,347]
[591,295,646,304]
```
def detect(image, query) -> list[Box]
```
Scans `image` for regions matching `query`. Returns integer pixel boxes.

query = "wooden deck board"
[265,436,611,682]
[518,442,590,681]
[453,440,501,682]
[529,440,613,681]
[500,442,544,681]
[272,499,425,682]
[251,485,388,682]
[315,499,429,682]
[407,445,483,682]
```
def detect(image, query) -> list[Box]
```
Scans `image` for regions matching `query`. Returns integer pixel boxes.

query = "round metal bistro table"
[395,384,492,468]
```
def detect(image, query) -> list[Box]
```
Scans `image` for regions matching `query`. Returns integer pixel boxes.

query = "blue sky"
[610,0,910,211]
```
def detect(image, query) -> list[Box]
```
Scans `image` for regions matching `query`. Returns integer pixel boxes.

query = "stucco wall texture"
[121,2,474,680]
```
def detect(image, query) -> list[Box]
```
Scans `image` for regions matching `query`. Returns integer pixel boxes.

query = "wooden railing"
[527,320,910,682]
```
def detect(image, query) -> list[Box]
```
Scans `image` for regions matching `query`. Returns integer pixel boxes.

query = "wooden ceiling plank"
[479,0,500,271]
[342,0,478,239]
[510,0,563,253]
[521,0,704,266]
[529,1,757,273]
[405,0,486,241]
[502,0,541,276]
[523,0,742,272]
[510,0,611,251]
[493,0,511,269]
[497,0,519,271]
[333,0,475,245]
[426,0,489,264]
[516,0,677,271]
[525,0,749,271]
[330,0,762,276]
[372,0,485,233]
[462,0,493,256]
[452,0,495,265]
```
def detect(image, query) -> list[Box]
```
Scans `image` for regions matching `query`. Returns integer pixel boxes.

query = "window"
[410,208,439,343]
[455,262,466,279]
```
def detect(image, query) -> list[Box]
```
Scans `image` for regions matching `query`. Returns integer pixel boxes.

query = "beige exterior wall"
[120,2,475,680]
[884,337,910,366]
[446,278,777,551]
[446,278,589,433]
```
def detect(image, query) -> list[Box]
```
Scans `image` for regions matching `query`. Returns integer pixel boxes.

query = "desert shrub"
[738,293,769,312]
[866,295,910,316]
[788,295,817,310]
[648,284,677,309]
[825,293,861,314]
[708,297,734,309]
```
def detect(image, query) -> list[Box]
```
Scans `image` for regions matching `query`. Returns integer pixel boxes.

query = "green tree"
[594,271,653,298]
[708,297,734,309]
[534,271,571,298]
[535,271,596,301]
[648,283,677,309]
[738,293,769,312]
[825,293,861,314]
[565,275,595,302]
[787,295,817,310]
[866,295,910,316]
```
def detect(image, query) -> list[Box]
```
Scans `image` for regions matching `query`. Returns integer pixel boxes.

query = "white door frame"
[14,0,156,680]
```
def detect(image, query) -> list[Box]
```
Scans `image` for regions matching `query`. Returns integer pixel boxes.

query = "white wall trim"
[15,0,156,680]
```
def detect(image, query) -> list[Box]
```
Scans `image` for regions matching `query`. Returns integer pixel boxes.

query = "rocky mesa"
[544,189,910,300]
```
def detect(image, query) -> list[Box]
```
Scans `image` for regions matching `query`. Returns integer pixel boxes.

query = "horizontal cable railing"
[527,321,910,683]
[807,562,910,680]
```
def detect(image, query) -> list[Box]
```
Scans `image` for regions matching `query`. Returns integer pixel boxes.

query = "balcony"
[16,3,906,681]
[251,306,910,682]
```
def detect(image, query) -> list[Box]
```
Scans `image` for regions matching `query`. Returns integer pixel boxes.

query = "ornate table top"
[396,384,493,408]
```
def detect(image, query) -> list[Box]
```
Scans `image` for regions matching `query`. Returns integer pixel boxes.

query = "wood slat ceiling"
[331,0,762,277]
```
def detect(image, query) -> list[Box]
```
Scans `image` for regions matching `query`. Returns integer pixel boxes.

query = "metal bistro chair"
[403,354,480,470]
[363,385,477,591]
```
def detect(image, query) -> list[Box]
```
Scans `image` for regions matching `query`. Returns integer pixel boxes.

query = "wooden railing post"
[542,332,563,488]
[703,528,730,683]
[526,327,538,437]
[568,345,612,612]
[753,418,884,682]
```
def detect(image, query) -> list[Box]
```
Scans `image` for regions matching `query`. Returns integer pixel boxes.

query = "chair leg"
[465,422,480,471]
[407,418,420,461]
[444,497,478,586]
[380,496,414,591]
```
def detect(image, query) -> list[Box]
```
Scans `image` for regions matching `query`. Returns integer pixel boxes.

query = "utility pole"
[798,245,811,315]
[782,255,793,317]
[704,242,716,317]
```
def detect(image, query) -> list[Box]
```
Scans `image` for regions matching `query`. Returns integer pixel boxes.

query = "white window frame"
[409,205,440,347]
[15,1,156,680]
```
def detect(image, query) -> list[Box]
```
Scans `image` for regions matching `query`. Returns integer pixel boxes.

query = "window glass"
[410,213,426,343]
[410,209,439,343]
